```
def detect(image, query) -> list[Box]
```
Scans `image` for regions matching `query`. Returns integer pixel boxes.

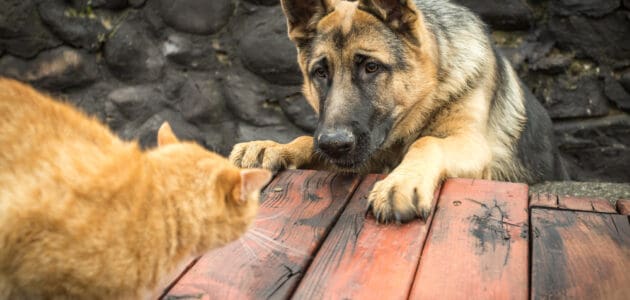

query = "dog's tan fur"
[231,0,559,223]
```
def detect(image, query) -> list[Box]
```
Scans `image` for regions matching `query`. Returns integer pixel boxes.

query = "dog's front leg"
[368,133,491,223]
[230,136,320,173]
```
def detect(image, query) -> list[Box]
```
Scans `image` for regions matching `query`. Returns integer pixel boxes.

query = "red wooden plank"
[558,196,617,213]
[530,192,558,208]
[410,179,529,300]
[163,170,360,299]
[531,209,630,299]
[293,175,440,300]
[617,199,630,215]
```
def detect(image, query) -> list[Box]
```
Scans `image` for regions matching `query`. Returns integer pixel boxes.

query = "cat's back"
[0,79,147,298]
[0,78,116,149]
[0,78,134,211]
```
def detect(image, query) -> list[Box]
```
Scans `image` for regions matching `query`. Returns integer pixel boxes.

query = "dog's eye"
[314,67,328,79]
[365,62,380,74]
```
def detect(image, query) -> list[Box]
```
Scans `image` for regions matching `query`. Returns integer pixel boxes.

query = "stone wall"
[0,0,628,182]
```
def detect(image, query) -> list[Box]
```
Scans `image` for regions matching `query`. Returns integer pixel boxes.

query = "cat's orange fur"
[0,78,271,299]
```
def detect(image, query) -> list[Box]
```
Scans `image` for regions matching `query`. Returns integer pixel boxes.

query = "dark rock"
[0,0,62,58]
[554,115,630,182]
[161,33,219,70]
[135,110,205,148]
[530,52,573,75]
[129,0,147,8]
[620,69,630,92]
[625,0,630,9]
[159,0,233,35]
[535,75,609,119]
[604,76,630,112]
[105,84,209,148]
[59,81,116,122]
[235,6,302,85]
[104,19,164,82]
[551,0,619,17]
[106,85,167,132]
[243,0,279,6]
[38,0,110,51]
[453,0,534,30]
[279,92,318,133]
[198,121,239,155]
[175,77,227,125]
[549,12,630,65]
[497,34,553,72]
[236,122,306,145]
[70,0,129,10]
[0,47,99,91]
[223,69,287,126]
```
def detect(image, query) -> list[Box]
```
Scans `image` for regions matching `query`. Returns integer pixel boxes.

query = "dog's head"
[281,0,438,170]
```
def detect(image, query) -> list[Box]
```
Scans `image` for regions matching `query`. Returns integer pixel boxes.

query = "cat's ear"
[238,169,272,203]
[157,122,179,146]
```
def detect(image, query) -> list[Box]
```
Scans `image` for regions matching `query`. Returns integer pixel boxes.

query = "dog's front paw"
[229,141,299,173]
[368,173,436,224]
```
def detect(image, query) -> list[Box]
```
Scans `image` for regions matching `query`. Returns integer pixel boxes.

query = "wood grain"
[530,194,616,213]
[163,170,360,300]
[558,197,616,213]
[410,179,529,300]
[531,208,630,299]
[617,200,630,215]
[293,174,440,300]
[530,192,558,208]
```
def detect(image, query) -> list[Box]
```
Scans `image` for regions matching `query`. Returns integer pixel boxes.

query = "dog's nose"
[318,131,356,158]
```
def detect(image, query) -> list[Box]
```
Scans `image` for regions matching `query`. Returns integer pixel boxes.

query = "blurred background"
[0,0,629,183]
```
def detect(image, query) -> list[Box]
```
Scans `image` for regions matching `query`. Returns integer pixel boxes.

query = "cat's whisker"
[244,233,280,255]
[254,209,289,222]
[248,230,309,257]
[242,234,292,265]
[250,227,276,236]
[238,238,258,262]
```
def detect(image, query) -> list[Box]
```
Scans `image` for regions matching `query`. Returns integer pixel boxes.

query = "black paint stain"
[467,198,515,266]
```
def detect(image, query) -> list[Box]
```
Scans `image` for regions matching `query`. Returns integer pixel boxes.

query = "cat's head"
[151,122,272,249]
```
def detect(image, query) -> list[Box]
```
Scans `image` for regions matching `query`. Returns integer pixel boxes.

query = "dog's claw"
[394,212,402,224]
[419,208,431,221]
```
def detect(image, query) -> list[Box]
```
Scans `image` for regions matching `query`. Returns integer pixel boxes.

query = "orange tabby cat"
[0,78,271,299]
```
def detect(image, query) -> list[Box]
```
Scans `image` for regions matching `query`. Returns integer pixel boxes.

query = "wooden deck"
[162,170,630,300]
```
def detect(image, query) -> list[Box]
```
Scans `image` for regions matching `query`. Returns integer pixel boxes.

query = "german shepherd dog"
[230,0,565,223]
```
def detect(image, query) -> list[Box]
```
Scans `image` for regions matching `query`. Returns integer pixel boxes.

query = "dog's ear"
[358,0,418,33]
[281,0,335,45]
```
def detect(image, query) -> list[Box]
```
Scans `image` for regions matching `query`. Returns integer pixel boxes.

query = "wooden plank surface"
[558,197,616,213]
[531,208,630,299]
[163,170,360,299]
[293,175,440,300]
[530,193,557,208]
[617,199,630,215]
[410,179,529,300]
[530,194,616,213]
